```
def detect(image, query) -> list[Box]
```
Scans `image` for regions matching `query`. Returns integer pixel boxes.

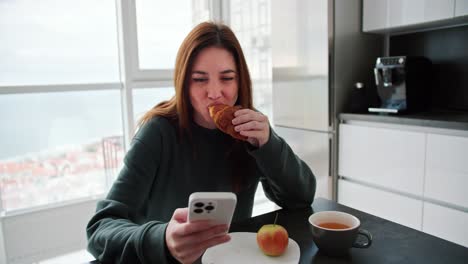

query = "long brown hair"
[138,22,256,192]
[138,21,253,138]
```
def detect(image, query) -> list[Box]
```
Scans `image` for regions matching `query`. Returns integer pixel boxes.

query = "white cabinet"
[363,0,457,32]
[388,0,425,28]
[455,0,468,16]
[363,0,389,31]
[425,133,468,208]
[421,0,455,21]
[423,202,468,247]
[339,124,425,195]
[338,121,468,246]
[338,179,423,230]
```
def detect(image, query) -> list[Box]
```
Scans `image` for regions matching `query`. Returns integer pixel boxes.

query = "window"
[228,0,272,119]
[0,0,122,213]
[0,0,119,86]
[135,0,194,70]
[0,90,123,211]
[133,87,175,124]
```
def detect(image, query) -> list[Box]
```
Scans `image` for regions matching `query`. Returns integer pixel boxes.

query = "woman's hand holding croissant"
[232,109,270,148]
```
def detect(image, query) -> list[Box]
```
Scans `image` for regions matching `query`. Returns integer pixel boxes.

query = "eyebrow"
[192,71,207,75]
[191,70,236,75]
[220,69,236,74]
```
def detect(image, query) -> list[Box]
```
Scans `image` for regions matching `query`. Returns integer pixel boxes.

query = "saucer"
[202,232,300,264]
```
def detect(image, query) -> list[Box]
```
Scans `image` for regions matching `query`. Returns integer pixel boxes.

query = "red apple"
[256,224,289,256]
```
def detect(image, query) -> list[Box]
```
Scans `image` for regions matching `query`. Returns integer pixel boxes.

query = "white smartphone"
[188,192,237,227]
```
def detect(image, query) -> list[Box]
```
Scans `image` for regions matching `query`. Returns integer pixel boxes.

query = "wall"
[390,25,468,111]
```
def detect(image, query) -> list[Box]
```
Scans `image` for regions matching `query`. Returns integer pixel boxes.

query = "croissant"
[208,104,248,141]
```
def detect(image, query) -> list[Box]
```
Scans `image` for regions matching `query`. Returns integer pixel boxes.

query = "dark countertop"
[211,198,468,264]
[86,198,468,264]
[339,110,468,131]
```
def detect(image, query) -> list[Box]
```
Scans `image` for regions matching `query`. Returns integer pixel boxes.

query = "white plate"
[202,232,300,264]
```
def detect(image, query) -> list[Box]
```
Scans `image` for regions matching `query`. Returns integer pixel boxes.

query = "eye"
[193,78,208,83]
[221,77,235,81]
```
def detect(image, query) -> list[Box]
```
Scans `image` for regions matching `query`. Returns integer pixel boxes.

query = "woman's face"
[189,46,239,129]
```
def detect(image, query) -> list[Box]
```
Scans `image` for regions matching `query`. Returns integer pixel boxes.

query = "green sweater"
[86,116,316,263]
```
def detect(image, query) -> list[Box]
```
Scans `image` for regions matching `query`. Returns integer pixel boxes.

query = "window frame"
[0,0,225,217]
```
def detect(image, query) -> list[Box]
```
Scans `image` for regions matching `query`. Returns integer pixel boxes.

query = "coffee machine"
[369,56,432,114]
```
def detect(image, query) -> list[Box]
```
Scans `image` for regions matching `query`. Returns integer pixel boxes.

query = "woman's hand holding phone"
[165,208,230,264]
[166,192,237,263]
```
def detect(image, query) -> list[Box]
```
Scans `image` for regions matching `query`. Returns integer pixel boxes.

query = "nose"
[207,81,222,100]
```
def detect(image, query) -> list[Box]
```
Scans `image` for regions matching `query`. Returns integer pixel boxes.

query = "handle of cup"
[353,229,373,248]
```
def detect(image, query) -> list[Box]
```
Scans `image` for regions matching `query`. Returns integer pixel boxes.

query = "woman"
[87,22,316,264]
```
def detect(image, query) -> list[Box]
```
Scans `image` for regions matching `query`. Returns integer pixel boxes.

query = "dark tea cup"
[308,211,372,256]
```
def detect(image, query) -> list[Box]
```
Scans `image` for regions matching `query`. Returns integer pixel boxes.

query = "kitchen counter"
[339,110,468,131]
[86,198,468,264]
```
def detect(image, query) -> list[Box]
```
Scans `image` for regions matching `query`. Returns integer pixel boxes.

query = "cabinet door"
[389,0,454,27]
[423,0,455,21]
[338,179,423,230]
[425,133,468,208]
[455,0,468,16]
[363,0,389,31]
[423,202,468,247]
[389,0,425,27]
[339,124,425,195]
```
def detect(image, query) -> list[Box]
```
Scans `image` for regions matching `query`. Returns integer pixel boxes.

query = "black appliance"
[369,56,432,114]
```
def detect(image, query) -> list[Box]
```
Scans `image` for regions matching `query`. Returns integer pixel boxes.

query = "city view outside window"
[0,91,124,211]
[0,0,122,213]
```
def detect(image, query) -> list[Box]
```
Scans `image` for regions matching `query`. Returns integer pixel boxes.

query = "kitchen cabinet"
[338,179,423,230]
[338,121,468,247]
[456,0,468,16]
[420,0,455,21]
[388,0,425,28]
[425,133,468,208]
[363,0,389,32]
[363,0,457,32]
[423,202,468,247]
[338,124,425,196]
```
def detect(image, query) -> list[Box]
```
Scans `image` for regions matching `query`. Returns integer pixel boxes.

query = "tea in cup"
[308,211,372,256]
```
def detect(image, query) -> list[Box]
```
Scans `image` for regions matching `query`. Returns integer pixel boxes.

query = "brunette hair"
[138,21,253,137]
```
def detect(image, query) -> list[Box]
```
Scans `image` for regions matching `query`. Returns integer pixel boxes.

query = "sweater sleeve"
[86,119,176,264]
[247,127,316,209]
